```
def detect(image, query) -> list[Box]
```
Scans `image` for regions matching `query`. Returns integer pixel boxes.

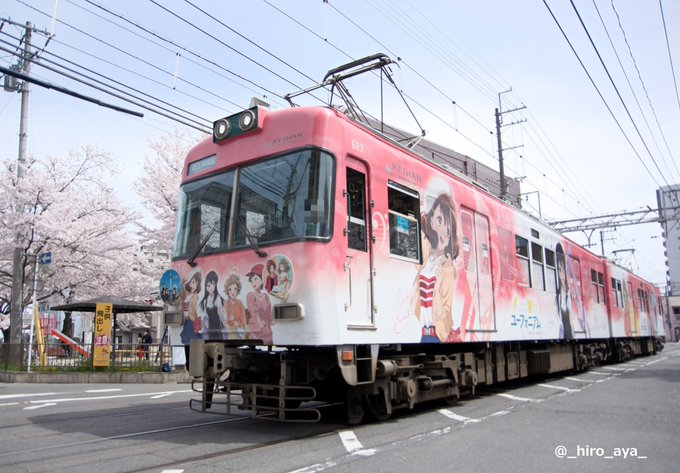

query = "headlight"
[212,107,260,143]
[239,109,256,131]
[213,118,231,141]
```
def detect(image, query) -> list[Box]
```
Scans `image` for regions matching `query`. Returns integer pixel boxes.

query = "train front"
[162,105,343,421]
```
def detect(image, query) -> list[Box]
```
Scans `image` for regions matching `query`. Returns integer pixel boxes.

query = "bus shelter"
[51,296,163,361]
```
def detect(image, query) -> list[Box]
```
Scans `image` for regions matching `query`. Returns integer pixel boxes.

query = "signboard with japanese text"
[93,303,112,367]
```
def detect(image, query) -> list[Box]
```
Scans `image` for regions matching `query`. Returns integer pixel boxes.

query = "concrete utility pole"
[8,21,32,366]
[495,90,526,200]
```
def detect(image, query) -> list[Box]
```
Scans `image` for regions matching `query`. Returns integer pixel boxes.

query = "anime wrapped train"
[161,60,664,424]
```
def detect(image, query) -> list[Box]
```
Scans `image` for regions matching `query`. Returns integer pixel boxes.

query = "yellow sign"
[93,303,113,367]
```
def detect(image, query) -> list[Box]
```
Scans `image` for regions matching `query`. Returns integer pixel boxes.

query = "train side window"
[591,270,598,302]
[531,242,545,291]
[346,168,367,252]
[515,235,530,287]
[387,182,421,261]
[637,288,647,313]
[611,278,624,307]
[591,270,605,304]
[545,248,556,293]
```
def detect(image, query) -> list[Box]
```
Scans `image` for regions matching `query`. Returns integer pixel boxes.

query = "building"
[657,184,680,341]
[366,119,522,203]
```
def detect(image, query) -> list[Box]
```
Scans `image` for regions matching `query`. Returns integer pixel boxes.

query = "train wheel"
[364,391,391,421]
[345,389,365,425]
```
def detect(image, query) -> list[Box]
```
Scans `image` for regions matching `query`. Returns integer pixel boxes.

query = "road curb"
[0,370,192,384]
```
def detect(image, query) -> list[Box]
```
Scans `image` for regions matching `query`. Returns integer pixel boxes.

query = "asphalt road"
[1,343,678,473]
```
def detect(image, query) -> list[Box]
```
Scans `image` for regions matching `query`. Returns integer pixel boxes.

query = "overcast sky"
[1,0,678,285]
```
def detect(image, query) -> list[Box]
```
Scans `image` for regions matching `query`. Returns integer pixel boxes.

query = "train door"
[344,159,374,326]
[626,281,639,335]
[568,256,587,336]
[475,213,495,330]
[460,208,496,332]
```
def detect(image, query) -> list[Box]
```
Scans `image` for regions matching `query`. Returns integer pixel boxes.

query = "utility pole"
[495,89,526,200]
[7,21,33,366]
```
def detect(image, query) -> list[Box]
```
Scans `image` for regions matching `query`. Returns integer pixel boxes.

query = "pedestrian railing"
[0,341,177,372]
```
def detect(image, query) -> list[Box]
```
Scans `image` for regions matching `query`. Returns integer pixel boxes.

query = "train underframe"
[188,337,664,424]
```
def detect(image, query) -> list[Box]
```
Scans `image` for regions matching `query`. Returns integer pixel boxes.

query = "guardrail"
[0,341,177,372]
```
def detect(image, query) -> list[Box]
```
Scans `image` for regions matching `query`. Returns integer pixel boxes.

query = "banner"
[93,303,112,367]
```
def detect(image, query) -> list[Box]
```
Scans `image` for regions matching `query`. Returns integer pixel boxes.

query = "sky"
[1,0,678,287]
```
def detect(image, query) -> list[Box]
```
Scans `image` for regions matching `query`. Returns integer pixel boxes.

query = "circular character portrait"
[159,269,182,305]
[263,255,294,299]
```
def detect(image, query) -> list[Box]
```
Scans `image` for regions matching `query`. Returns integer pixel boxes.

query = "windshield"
[173,149,334,259]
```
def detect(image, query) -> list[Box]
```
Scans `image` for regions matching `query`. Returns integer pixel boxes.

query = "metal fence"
[0,341,176,372]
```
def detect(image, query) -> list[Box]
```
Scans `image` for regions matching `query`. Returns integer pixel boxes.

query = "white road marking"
[24,403,57,410]
[338,430,376,457]
[150,393,175,399]
[537,383,581,393]
[0,392,59,400]
[489,410,510,417]
[496,393,539,402]
[86,389,123,393]
[588,370,615,375]
[160,470,185,473]
[564,377,593,383]
[437,409,481,423]
[25,390,192,405]
[0,402,20,407]
[598,366,628,371]
[287,460,338,473]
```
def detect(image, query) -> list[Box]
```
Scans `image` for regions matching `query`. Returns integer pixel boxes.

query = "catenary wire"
[568,0,669,188]
[607,0,680,182]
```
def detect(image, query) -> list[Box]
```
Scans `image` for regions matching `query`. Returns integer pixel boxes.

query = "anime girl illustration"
[264,255,293,299]
[224,272,247,337]
[181,271,202,346]
[276,259,292,293]
[245,263,273,344]
[409,190,460,343]
[199,270,226,339]
[555,243,572,339]
[566,250,589,337]
[264,259,278,293]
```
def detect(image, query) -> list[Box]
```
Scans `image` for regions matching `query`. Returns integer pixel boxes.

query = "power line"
[18,0,282,110]
[147,0,308,94]
[659,0,680,117]
[608,0,680,182]
[0,33,211,132]
[542,0,661,190]
[0,63,142,117]
[567,0,670,188]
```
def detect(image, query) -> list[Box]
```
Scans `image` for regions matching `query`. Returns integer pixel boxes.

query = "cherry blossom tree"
[0,147,153,336]
[134,128,202,270]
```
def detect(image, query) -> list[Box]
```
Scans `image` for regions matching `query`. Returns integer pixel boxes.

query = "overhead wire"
[542,0,662,190]
[0,36,211,132]
[148,0,318,98]
[658,0,680,117]
[325,0,597,216]
[70,0,284,110]
[607,0,680,182]
[329,0,599,218]
[181,0,318,86]
[567,0,669,189]
[7,1,668,224]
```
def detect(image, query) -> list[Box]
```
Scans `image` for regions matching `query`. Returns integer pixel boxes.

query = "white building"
[657,184,680,341]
